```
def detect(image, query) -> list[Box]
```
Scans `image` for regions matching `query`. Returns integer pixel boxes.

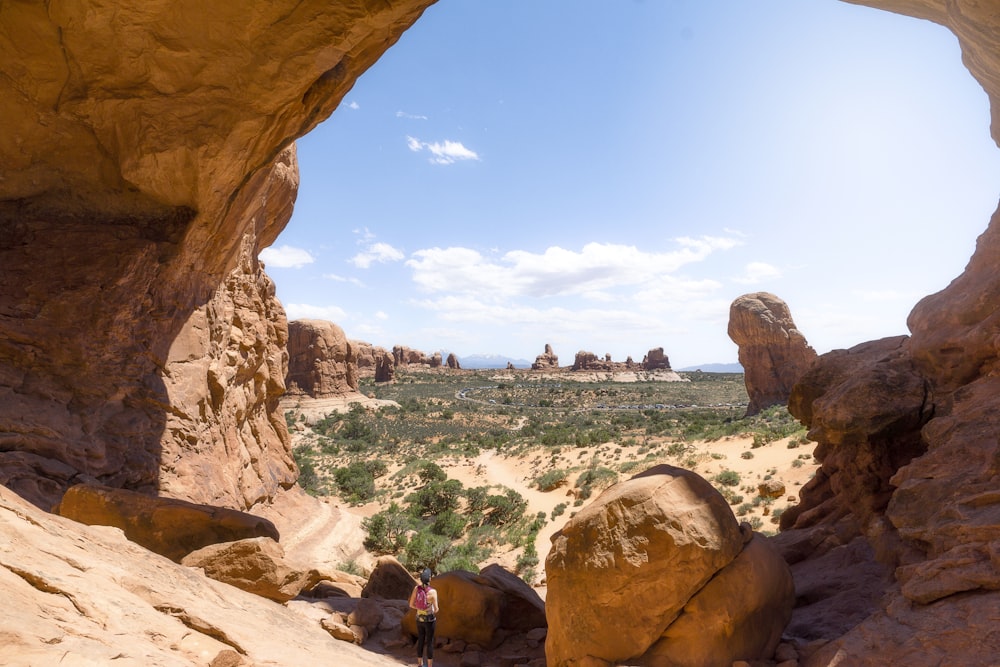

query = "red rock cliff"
[0,0,436,509]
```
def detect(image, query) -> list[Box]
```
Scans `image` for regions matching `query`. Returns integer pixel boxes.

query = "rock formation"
[181,536,322,602]
[55,483,281,563]
[446,352,461,369]
[642,347,672,370]
[545,465,793,666]
[286,319,359,397]
[531,343,560,370]
[401,567,547,649]
[374,348,395,383]
[0,0,434,511]
[392,345,432,367]
[0,484,398,667]
[728,292,818,416]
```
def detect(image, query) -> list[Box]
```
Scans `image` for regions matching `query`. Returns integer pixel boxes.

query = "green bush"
[408,478,464,516]
[534,469,568,491]
[712,470,741,487]
[333,462,377,502]
[431,510,467,539]
[403,529,452,572]
[483,488,528,527]
[363,502,410,553]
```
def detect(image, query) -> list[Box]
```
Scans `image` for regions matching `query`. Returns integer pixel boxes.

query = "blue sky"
[260,0,1000,369]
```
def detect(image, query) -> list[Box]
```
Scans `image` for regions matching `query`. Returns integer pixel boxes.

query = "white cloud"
[258,245,315,269]
[347,101,359,110]
[284,303,347,322]
[375,311,389,320]
[323,273,365,287]
[406,135,480,165]
[733,261,782,285]
[350,242,405,268]
[405,238,741,299]
[396,110,428,120]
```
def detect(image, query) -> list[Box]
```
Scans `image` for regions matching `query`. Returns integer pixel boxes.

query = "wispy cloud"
[733,261,781,285]
[324,273,365,287]
[284,303,347,321]
[258,244,315,269]
[396,110,428,120]
[406,136,480,165]
[350,242,405,268]
[347,101,360,110]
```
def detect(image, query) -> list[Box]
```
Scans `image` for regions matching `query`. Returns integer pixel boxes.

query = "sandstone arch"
[0,0,436,509]
[2,2,1000,663]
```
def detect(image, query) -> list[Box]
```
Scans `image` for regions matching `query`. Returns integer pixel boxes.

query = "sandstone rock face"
[545,465,760,666]
[640,535,794,667]
[361,555,418,600]
[55,484,280,563]
[446,352,462,369]
[0,485,399,667]
[286,319,359,397]
[642,347,672,370]
[352,340,376,370]
[374,347,395,383]
[531,343,560,370]
[0,0,434,510]
[393,345,431,367]
[181,536,322,602]
[728,292,818,416]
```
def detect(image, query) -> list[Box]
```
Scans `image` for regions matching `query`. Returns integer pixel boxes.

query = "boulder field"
[3,0,1000,665]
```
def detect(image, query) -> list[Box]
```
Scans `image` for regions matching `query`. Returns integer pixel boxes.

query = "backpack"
[414,585,428,611]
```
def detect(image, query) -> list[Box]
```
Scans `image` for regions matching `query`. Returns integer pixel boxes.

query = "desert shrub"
[736,502,754,517]
[408,478,464,517]
[418,461,447,484]
[576,466,618,499]
[792,459,804,468]
[719,488,744,505]
[535,469,568,491]
[741,450,754,459]
[516,542,539,574]
[438,541,489,573]
[363,502,410,553]
[551,502,568,520]
[463,485,490,514]
[333,462,376,502]
[295,450,322,496]
[403,530,452,571]
[365,459,388,479]
[431,510,467,539]
[483,488,528,526]
[713,469,741,487]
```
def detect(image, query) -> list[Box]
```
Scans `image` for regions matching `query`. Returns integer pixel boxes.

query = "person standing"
[408,568,439,667]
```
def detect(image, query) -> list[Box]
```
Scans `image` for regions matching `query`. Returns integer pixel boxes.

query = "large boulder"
[361,555,418,600]
[544,465,748,666]
[55,484,279,563]
[639,535,794,667]
[286,319,359,397]
[401,566,546,648]
[181,536,322,602]
[728,292,817,416]
[402,570,505,648]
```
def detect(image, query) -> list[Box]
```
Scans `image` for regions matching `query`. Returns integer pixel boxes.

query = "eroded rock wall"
[779,5,1000,662]
[0,0,436,509]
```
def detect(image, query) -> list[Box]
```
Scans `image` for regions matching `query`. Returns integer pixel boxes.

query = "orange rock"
[286,319,359,397]
[56,484,279,563]
[728,292,817,416]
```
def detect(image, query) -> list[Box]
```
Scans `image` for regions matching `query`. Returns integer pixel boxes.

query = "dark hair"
[420,568,432,585]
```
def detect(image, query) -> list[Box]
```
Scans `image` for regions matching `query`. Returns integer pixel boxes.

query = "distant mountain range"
[456,353,532,369]
[677,362,744,373]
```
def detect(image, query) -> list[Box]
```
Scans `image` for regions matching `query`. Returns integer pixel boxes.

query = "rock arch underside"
[2,0,1000,664]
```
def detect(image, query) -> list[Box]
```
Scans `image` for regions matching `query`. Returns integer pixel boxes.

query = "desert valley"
[4,1,1000,666]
